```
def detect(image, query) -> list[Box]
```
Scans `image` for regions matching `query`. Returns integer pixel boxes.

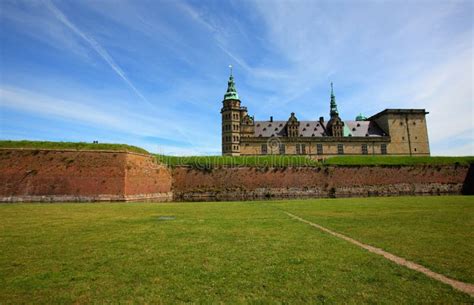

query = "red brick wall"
[124,153,172,195]
[0,148,470,202]
[172,166,470,201]
[0,149,172,202]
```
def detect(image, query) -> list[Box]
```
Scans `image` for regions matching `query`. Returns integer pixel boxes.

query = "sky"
[0,0,472,156]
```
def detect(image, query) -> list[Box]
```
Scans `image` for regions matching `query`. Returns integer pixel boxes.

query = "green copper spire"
[330,82,339,117]
[224,65,240,101]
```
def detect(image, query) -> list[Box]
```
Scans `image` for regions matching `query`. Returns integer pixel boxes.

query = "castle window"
[381,144,387,155]
[402,136,405,140]
[316,144,323,155]
[296,144,306,155]
[400,122,404,126]
[415,136,418,140]
[352,128,356,131]
[314,128,317,131]
[275,128,278,131]
[414,148,417,152]
[261,144,267,155]
[257,124,260,127]
[317,124,320,127]
[361,144,368,155]
[263,128,266,131]
[268,124,272,127]
[357,123,360,127]
[306,123,310,127]
[279,124,283,127]
[303,128,306,131]
[279,144,285,155]
[337,144,344,155]
[413,122,416,125]
[312,134,315,137]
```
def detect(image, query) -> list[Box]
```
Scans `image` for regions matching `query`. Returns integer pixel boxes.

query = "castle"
[221,70,430,157]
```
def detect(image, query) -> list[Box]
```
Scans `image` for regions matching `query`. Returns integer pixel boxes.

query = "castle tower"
[221,66,242,156]
[326,83,344,137]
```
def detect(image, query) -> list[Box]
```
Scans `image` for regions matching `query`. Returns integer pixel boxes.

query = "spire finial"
[223,65,239,101]
[330,82,339,117]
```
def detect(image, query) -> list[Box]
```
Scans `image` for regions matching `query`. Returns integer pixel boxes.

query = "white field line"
[284,211,474,297]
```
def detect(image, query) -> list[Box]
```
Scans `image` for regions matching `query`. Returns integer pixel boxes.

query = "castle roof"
[253,120,384,138]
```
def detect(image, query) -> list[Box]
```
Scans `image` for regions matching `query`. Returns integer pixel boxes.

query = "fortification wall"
[0,149,172,202]
[0,148,470,202]
[172,165,470,201]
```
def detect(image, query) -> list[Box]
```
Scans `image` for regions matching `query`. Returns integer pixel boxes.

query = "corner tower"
[221,66,242,156]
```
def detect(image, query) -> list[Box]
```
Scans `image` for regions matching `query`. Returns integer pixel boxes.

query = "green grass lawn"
[155,154,321,168]
[0,140,149,154]
[1,196,473,303]
[155,154,474,168]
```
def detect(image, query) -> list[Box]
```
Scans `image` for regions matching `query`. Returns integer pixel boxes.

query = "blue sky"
[0,0,472,155]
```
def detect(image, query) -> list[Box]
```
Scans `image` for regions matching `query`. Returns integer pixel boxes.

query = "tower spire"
[224,65,239,101]
[330,82,339,117]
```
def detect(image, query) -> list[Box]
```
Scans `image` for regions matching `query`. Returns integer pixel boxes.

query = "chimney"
[270,116,273,122]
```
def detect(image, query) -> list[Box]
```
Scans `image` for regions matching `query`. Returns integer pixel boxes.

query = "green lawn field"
[1,196,473,303]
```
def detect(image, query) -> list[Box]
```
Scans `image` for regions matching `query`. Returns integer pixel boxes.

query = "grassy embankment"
[0,140,148,154]
[156,154,474,168]
[1,140,472,167]
[0,196,472,303]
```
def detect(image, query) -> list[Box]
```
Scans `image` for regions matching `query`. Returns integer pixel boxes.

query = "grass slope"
[324,155,474,166]
[0,140,148,154]
[155,154,320,168]
[0,196,472,303]
[156,154,474,168]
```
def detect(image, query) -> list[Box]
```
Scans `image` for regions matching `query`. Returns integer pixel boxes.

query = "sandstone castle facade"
[221,71,430,156]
